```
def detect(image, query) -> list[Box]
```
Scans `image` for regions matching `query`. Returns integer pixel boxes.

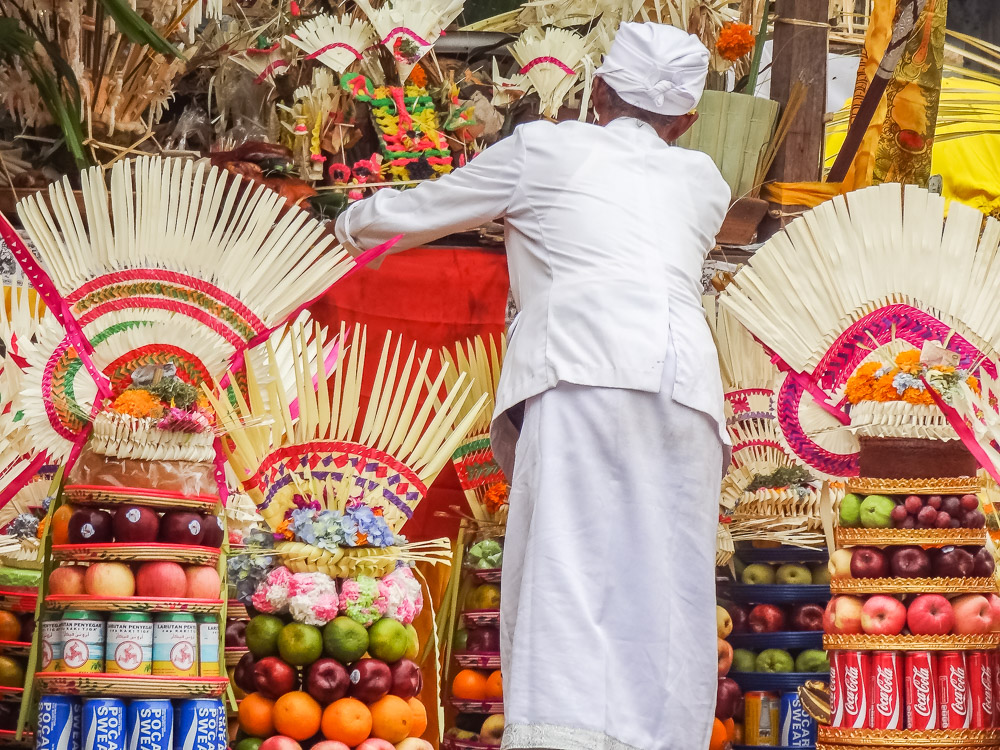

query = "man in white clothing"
[336,22,731,750]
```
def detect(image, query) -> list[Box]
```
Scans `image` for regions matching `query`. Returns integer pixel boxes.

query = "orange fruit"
[708,718,729,750]
[0,613,21,643]
[723,718,736,741]
[272,691,321,741]
[407,697,427,737]
[51,505,74,545]
[485,670,502,699]
[368,695,412,744]
[238,693,275,738]
[321,698,371,746]
[451,669,488,701]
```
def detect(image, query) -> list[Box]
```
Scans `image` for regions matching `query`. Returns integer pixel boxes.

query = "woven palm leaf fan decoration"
[440,335,507,526]
[287,15,377,75]
[354,0,465,81]
[491,58,529,108]
[209,321,489,578]
[720,183,1000,479]
[510,26,589,119]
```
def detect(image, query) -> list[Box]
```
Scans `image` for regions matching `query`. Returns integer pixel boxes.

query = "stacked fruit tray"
[0,578,37,746]
[443,537,505,749]
[820,483,1000,750]
[24,486,229,744]
[719,547,829,749]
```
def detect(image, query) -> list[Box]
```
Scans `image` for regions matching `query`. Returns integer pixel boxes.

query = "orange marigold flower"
[967,375,981,394]
[36,517,47,539]
[112,389,163,419]
[483,482,509,513]
[407,64,428,88]
[845,362,882,404]
[902,387,934,406]
[716,23,755,61]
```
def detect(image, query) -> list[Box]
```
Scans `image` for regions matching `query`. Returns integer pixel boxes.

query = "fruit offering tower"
[0,155,363,747]
[213,320,487,750]
[720,184,1000,749]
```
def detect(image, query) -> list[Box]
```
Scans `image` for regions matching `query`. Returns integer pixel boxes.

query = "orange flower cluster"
[716,23,755,61]
[407,64,428,88]
[845,350,977,406]
[894,350,921,373]
[111,389,164,419]
[483,482,509,514]
[845,362,881,403]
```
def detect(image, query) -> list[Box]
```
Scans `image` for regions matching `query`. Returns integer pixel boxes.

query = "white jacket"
[336,117,731,447]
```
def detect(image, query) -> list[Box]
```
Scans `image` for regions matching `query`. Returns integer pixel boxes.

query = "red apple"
[112,505,159,543]
[824,596,864,635]
[159,511,205,545]
[389,658,423,699]
[234,651,257,693]
[200,515,224,548]
[307,657,351,704]
[259,738,301,750]
[226,620,247,648]
[48,566,87,596]
[716,677,742,721]
[348,658,392,703]
[465,626,499,653]
[726,603,750,633]
[135,561,187,598]
[829,549,853,579]
[934,547,974,578]
[790,603,825,632]
[253,655,298,699]
[987,594,1000,632]
[973,547,996,578]
[84,562,135,597]
[851,547,889,579]
[861,595,907,635]
[952,594,994,635]
[185,566,222,599]
[907,594,956,635]
[68,508,113,544]
[748,603,786,633]
[718,638,734,676]
[889,546,932,578]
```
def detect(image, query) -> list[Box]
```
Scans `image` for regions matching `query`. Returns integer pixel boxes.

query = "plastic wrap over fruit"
[339,575,388,627]
[67,449,219,496]
[287,571,340,626]
[467,538,503,570]
[378,566,423,625]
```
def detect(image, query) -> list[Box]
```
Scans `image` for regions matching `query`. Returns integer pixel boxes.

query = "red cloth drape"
[309,244,509,542]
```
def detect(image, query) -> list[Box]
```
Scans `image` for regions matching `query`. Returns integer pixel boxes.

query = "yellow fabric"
[828,77,1000,218]
[762,182,843,208]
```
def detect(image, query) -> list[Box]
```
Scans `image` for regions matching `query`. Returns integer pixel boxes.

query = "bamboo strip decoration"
[440,335,507,525]
[510,27,589,119]
[719,184,1000,478]
[354,0,466,81]
[209,320,490,536]
[287,15,377,75]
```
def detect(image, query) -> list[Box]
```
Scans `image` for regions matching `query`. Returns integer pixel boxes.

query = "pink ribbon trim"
[922,377,1000,486]
[0,452,47,510]
[519,56,576,76]
[213,437,230,508]
[305,42,363,61]
[770,352,851,426]
[383,28,433,47]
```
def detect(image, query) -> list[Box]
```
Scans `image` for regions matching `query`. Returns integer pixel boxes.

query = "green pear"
[860,494,896,528]
[732,648,756,672]
[741,563,776,585]
[839,493,862,527]
[756,648,794,673]
[795,649,831,673]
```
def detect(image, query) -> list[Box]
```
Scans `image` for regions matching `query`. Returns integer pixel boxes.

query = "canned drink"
[829,651,845,727]
[779,691,817,746]
[126,700,173,750]
[967,651,994,728]
[841,651,871,729]
[992,651,1000,725]
[82,698,125,750]
[196,615,220,677]
[744,691,779,745]
[175,699,226,750]
[906,651,939,729]
[937,651,970,729]
[60,611,105,673]
[40,613,63,672]
[106,612,152,675]
[37,695,81,750]
[152,613,198,676]
[870,652,903,729]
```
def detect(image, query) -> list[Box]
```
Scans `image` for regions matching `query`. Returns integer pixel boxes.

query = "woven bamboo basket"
[51,543,220,566]
[275,541,400,578]
[44,595,224,614]
[847,477,982,495]
[818,726,1000,747]
[830,576,996,595]
[34,673,228,698]
[835,527,988,546]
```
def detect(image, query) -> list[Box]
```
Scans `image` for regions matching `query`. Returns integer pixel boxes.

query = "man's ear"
[665,112,699,142]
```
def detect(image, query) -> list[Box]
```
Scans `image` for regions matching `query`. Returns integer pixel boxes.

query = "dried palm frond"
[510,27,589,119]
[355,0,465,81]
[287,14,376,75]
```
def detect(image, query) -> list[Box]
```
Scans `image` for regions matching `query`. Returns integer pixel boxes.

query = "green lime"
[323,616,370,664]
[404,623,420,660]
[368,617,408,663]
[236,738,263,750]
[452,628,468,652]
[245,614,284,658]
[277,622,323,666]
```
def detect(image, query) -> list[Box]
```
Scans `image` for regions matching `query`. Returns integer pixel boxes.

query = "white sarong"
[499,357,723,750]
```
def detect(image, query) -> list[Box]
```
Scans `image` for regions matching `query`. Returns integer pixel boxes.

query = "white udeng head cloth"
[595,22,710,116]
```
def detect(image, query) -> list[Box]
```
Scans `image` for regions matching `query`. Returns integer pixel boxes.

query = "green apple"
[795,649,831,673]
[732,648,756,672]
[839,493,862,527]
[733,555,747,579]
[756,648,794,673]
[811,562,831,585]
[776,563,813,585]
[741,563,776,585]
[860,494,896,528]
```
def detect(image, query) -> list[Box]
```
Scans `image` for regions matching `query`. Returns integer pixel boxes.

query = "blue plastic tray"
[727,631,823,650]
[728,671,829,691]
[736,547,829,563]
[718,583,831,603]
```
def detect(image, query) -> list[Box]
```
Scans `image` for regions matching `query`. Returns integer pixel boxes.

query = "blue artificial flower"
[289,508,319,545]
[893,371,924,395]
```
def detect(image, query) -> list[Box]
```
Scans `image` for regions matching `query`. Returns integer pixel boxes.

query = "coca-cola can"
[937,651,969,730]
[967,651,994,728]
[841,651,871,729]
[905,651,939,730]
[870,652,903,729]
[991,651,1000,725]
[830,651,846,727]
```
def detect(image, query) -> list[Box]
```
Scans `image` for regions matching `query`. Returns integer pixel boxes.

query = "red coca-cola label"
[992,651,1000,725]
[843,651,871,729]
[937,652,969,730]
[871,652,903,729]
[906,651,939,730]
[830,651,846,727]
[967,651,994,729]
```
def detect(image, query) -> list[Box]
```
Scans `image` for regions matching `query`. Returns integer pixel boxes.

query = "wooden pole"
[764,0,829,229]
